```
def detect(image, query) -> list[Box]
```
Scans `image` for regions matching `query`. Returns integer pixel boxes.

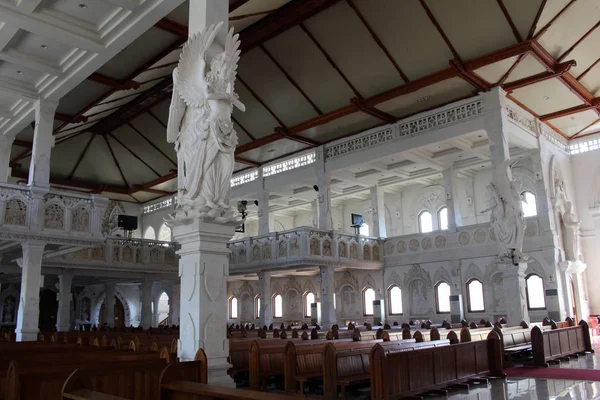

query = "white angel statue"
[166,22,245,224]
[481,160,526,262]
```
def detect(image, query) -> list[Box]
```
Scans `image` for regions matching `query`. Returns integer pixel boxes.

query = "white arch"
[144,226,156,240]
[158,223,172,241]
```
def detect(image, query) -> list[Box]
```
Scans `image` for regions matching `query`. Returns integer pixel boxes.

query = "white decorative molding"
[506,106,536,134]
[263,152,316,177]
[231,170,258,187]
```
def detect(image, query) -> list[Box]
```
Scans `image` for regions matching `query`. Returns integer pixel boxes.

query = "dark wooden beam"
[68,134,95,180]
[127,121,177,167]
[503,60,576,91]
[232,116,256,141]
[528,0,547,39]
[534,0,577,39]
[10,170,131,194]
[451,59,491,91]
[154,18,188,38]
[237,76,287,128]
[12,139,31,148]
[275,127,320,147]
[103,135,129,187]
[132,185,171,196]
[351,97,397,123]
[230,0,252,12]
[107,132,162,177]
[55,112,88,124]
[577,56,600,81]
[539,99,600,121]
[236,156,260,167]
[497,53,527,85]
[230,9,277,21]
[346,0,409,82]
[496,0,522,42]
[558,19,600,62]
[87,73,140,90]
[419,0,461,62]
[571,117,600,139]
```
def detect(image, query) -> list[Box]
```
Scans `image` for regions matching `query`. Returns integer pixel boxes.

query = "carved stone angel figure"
[481,161,525,262]
[561,201,580,261]
[166,22,245,224]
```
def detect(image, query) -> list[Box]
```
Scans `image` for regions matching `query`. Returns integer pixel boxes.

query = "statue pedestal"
[558,260,588,322]
[498,261,529,326]
[173,220,235,387]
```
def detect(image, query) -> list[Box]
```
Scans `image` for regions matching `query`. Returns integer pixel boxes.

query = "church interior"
[1,0,600,398]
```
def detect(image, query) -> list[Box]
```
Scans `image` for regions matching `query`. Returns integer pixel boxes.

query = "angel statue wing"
[173,21,223,108]
[166,76,185,144]
[222,27,245,112]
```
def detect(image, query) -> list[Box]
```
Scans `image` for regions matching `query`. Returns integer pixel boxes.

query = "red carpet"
[504,367,600,381]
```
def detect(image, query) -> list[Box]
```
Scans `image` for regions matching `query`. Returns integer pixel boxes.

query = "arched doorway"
[38,289,58,332]
[157,292,169,326]
[99,297,126,329]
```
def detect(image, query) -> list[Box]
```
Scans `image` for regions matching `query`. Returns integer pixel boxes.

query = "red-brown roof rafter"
[107,132,162,177]
[299,22,362,98]
[259,44,323,115]
[419,0,461,61]
[154,18,188,38]
[131,185,171,196]
[451,60,491,92]
[496,53,528,85]
[345,0,409,83]
[236,156,260,167]
[87,72,141,90]
[571,117,600,139]
[230,9,278,21]
[527,0,547,39]
[236,75,287,128]
[10,170,130,194]
[539,98,600,121]
[576,56,600,81]
[94,90,150,108]
[13,139,31,148]
[145,61,178,72]
[496,0,523,42]
[232,116,256,141]
[557,19,600,63]
[502,59,576,91]
[68,134,96,180]
[534,0,577,39]
[274,127,320,147]
[126,121,177,167]
[55,112,88,124]
[506,93,571,140]
[230,0,252,13]
[103,134,129,187]
[351,97,397,123]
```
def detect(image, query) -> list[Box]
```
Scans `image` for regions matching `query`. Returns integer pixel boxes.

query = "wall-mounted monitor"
[351,213,363,227]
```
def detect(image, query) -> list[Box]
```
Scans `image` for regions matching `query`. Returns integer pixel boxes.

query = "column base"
[207,358,235,387]
[15,329,39,342]
[56,324,70,332]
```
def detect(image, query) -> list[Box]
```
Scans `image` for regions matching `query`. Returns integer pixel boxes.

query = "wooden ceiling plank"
[539,99,600,121]
[67,134,95,180]
[232,116,256,141]
[87,72,140,90]
[419,0,462,62]
[527,0,547,39]
[299,22,362,98]
[497,53,527,85]
[138,171,177,190]
[557,19,600,63]
[496,0,523,42]
[127,121,177,167]
[452,60,491,92]
[107,132,162,178]
[55,112,88,124]
[577,56,600,81]
[237,75,287,128]
[534,0,577,40]
[260,44,323,115]
[345,0,409,82]
[103,134,129,187]
[571,117,600,139]
[502,59,576,91]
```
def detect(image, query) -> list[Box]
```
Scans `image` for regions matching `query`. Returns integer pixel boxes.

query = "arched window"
[229,296,238,319]
[333,293,336,309]
[157,292,169,324]
[360,223,370,237]
[526,274,546,310]
[388,285,403,315]
[304,291,315,317]
[435,282,451,313]
[363,287,375,316]
[158,223,172,241]
[272,293,282,318]
[418,211,433,233]
[438,207,448,230]
[466,279,485,312]
[143,226,156,240]
[521,191,537,217]
[254,295,261,319]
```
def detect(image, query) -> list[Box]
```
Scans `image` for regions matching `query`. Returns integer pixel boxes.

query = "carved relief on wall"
[285,289,301,319]
[435,235,446,249]
[458,231,470,246]
[92,246,104,261]
[150,248,161,264]
[238,247,247,262]
[408,239,419,252]
[4,199,27,225]
[473,229,487,244]
[323,239,332,257]
[0,286,18,325]
[278,241,287,258]
[262,244,271,260]
[71,206,90,232]
[290,237,299,256]
[165,249,176,265]
[397,240,406,254]
[310,238,320,256]
[492,273,505,312]
[339,241,347,258]
[421,237,432,250]
[239,293,252,321]
[80,297,91,321]
[384,241,394,256]
[136,248,143,263]
[338,284,359,318]
[409,279,430,315]
[112,246,120,262]
[252,245,260,262]
[122,247,133,262]
[372,244,380,261]
[363,245,371,260]
[525,220,538,237]
[102,201,126,235]
[349,242,358,259]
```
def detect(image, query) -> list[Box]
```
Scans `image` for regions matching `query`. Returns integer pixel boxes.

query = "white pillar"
[499,261,530,325]
[16,241,45,341]
[316,147,332,230]
[320,265,337,328]
[171,283,180,326]
[141,279,153,329]
[104,282,116,328]
[56,271,73,332]
[257,170,270,235]
[482,88,511,168]
[257,271,272,328]
[174,221,234,386]
[0,135,14,183]
[442,169,459,232]
[449,260,464,323]
[370,186,386,237]
[311,200,318,228]
[28,100,58,188]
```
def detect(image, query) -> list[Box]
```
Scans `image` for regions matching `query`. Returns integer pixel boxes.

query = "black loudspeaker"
[117,215,138,231]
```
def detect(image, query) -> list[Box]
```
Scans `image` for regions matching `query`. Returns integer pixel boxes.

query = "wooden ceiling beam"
[502,59,576,91]
[451,59,491,91]
[230,0,252,13]
[534,0,577,40]
[539,98,600,121]
[103,135,129,187]
[127,121,177,167]
[68,134,95,180]
[154,18,188,38]
[237,76,287,128]
[87,72,140,90]
[351,97,397,123]
[577,56,600,81]
[275,127,320,147]
[419,0,461,62]
[236,156,260,167]
[131,185,171,196]
[12,139,31,148]
[55,112,88,124]
[497,53,527,85]
[107,132,162,178]
[528,0,547,39]
[232,116,256,141]
[557,19,600,63]
[571,117,600,139]
[496,0,522,42]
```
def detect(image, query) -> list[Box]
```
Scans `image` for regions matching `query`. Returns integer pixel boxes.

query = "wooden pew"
[61,369,128,400]
[531,320,593,367]
[369,330,503,400]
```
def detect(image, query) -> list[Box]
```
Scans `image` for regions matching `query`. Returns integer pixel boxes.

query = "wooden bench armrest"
[337,373,370,385]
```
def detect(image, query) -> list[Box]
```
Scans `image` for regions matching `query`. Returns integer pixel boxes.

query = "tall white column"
[141,279,153,329]
[171,283,180,326]
[442,169,459,232]
[257,271,272,328]
[482,88,511,168]
[370,186,386,237]
[316,147,332,230]
[104,282,116,328]
[257,170,270,235]
[16,241,45,341]
[499,262,530,325]
[0,135,14,183]
[319,266,336,328]
[311,200,318,228]
[28,100,58,188]
[56,271,73,332]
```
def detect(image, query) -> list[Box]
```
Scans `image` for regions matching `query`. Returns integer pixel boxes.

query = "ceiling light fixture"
[417,96,429,103]
[267,149,275,153]
[40,44,48,49]
[543,96,550,100]
[16,71,23,75]
[79,3,88,8]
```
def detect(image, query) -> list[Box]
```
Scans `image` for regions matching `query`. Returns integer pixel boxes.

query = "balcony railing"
[228,226,384,266]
